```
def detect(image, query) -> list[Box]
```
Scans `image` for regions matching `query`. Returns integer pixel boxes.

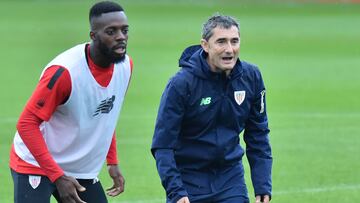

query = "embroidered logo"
[260,90,266,113]
[200,97,211,106]
[29,175,41,189]
[93,95,116,116]
[36,99,45,108]
[93,177,99,184]
[234,91,246,105]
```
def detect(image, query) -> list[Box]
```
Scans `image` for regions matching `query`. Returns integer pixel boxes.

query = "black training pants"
[11,169,108,203]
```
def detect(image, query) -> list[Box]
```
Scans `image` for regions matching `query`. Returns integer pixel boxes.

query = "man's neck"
[89,43,112,68]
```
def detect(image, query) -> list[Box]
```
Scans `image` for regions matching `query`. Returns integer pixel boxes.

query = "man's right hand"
[55,175,86,203]
[255,195,270,203]
[177,196,190,203]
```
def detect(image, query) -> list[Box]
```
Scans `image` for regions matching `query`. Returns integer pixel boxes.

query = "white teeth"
[115,47,125,54]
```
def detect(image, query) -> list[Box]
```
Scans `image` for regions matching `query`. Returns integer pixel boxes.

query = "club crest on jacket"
[234,91,246,105]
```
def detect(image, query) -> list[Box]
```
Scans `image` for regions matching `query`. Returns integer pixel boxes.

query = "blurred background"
[0,0,359,202]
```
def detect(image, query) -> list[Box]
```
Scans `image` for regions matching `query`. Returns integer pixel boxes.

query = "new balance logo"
[93,95,116,116]
[36,99,45,108]
[200,97,211,106]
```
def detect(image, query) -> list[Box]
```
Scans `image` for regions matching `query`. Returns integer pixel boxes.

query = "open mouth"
[113,44,126,54]
[222,56,233,62]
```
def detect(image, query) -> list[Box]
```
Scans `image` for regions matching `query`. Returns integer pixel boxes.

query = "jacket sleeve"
[243,69,272,197]
[151,78,188,203]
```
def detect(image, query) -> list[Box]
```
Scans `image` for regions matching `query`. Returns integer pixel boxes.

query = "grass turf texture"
[0,0,359,202]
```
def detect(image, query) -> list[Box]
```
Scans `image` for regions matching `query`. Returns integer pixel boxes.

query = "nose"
[115,30,126,41]
[224,41,233,53]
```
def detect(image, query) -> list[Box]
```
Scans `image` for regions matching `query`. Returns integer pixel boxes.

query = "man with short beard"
[9,1,133,203]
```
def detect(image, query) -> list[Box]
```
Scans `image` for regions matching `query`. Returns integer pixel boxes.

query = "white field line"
[273,112,360,119]
[114,199,164,203]
[273,183,360,195]
[112,183,360,203]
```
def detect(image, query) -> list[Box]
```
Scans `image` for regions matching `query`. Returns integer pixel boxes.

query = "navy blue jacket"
[152,45,272,202]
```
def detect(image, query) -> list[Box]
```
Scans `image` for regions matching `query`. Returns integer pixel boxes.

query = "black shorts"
[11,169,108,203]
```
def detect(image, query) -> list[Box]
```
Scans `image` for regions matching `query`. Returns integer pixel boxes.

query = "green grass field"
[1,0,359,202]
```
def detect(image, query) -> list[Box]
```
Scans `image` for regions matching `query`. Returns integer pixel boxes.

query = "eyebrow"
[215,37,239,41]
[216,38,226,41]
[104,24,129,30]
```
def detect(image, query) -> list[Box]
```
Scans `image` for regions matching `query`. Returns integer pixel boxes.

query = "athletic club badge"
[29,175,41,189]
[234,91,246,105]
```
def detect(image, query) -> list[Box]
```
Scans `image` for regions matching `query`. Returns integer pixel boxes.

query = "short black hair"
[89,1,124,22]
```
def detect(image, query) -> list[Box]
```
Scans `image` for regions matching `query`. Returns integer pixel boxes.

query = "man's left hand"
[255,195,270,203]
[106,164,125,197]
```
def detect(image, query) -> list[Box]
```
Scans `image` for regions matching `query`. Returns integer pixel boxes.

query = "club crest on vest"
[234,91,246,105]
[29,175,41,189]
[93,95,116,116]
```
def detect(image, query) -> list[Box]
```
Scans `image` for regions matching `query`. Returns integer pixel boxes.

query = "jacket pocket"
[180,169,211,195]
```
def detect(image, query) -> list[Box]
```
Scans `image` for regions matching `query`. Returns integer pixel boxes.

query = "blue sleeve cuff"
[169,191,188,203]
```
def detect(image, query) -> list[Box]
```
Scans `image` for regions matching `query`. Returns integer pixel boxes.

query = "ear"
[90,31,96,41]
[200,39,209,53]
